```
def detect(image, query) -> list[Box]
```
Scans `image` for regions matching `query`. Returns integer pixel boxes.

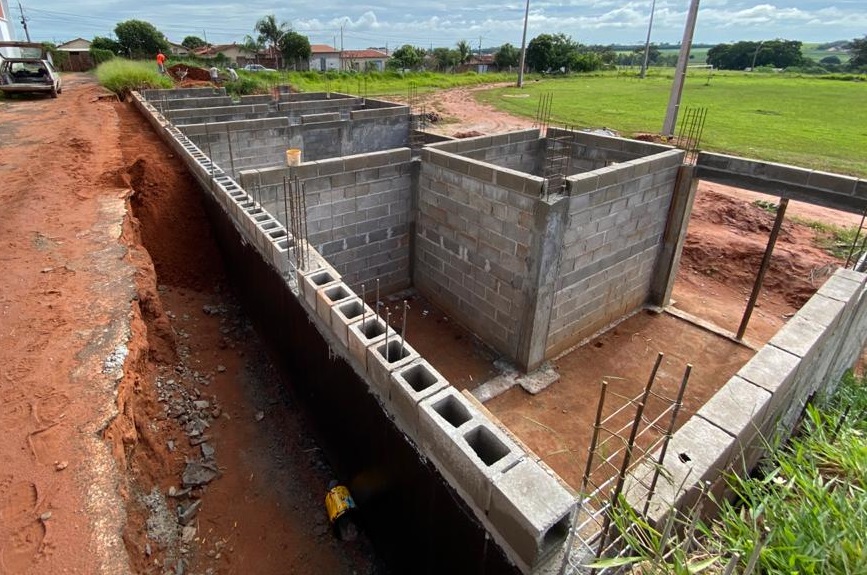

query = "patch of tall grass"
[96,59,173,95]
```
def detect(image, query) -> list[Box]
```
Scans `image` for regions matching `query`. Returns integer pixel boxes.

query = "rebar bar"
[384,307,391,362]
[401,300,408,355]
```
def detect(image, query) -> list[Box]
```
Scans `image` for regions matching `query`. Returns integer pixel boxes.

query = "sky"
[7,1,866,50]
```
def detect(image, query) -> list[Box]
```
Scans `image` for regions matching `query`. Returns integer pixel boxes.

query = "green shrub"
[95,59,173,96]
[89,48,115,65]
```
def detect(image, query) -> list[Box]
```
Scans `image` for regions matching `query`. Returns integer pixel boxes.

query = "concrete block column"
[649,164,696,306]
[516,196,570,371]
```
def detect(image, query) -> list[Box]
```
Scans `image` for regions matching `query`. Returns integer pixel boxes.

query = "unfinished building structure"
[133,87,867,574]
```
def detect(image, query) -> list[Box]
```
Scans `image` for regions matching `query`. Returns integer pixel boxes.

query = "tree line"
[706,37,867,72]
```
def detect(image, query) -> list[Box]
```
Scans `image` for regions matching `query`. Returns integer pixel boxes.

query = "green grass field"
[476,72,867,176]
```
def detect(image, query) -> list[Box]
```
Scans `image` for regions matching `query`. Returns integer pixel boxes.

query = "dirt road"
[0,75,379,574]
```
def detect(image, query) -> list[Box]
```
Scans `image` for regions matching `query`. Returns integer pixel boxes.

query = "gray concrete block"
[315,281,354,327]
[418,388,524,512]
[298,266,340,309]
[347,315,391,371]
[796,292,846,328]
[388,359,450,443]
[366,337,421,397]
[697,375,772,469]
[488,459,575,571]
[769,315,825,359]
[330,298,369,349]
[737,344,800,397]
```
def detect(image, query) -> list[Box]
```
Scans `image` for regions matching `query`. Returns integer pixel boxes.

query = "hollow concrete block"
[388,359,449,444]
[330,298,370,349]
[272,237,291,276]
[315,281,354,327]
[488,459,576,572]
[366,337,420,397]
[297,266,341,309]
[347,315,391,371]
[418,388,523,513]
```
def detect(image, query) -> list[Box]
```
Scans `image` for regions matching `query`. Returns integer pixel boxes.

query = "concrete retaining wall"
[238,148,414,294]
[546,149,685,357]
[414,146,545,361]
[428,129,543,174]
[626,268,867,522]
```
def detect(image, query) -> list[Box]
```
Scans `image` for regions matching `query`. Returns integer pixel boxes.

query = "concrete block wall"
[414,146,544,360]
[141,87,227,101]
[547,127,676,174]
[277,97,363,116]
[238,148,414,294]
[626,268,867,524]
[696,151,867,214]
[427,129,543,174]
[166,103,276,126]
[546,149,685,357]
[182,117,293,178]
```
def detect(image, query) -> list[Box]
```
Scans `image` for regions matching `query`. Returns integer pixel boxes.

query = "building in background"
[0,0,16,58]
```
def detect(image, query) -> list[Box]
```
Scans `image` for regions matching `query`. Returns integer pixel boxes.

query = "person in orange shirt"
[156,51,167,74]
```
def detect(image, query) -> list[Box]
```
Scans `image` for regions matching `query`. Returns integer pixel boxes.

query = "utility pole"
[516,0,530,87]
[640,0,656,78]
[18,1,31,43]
[339,23,344,71]
[662,0,700,137]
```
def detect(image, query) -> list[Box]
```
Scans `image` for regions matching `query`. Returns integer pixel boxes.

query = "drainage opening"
[432,394,472,428]
[464,426,509,466]
[402,363,437,392]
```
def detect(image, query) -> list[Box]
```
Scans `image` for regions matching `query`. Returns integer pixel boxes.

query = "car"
[242,63,276,73]
[0,42,62,98]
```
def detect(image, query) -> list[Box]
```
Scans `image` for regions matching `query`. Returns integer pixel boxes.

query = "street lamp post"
[751,40,766,71]
[516,0,530,88]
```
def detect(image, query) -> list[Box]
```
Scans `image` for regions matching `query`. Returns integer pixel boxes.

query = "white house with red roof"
[341,49,388,71]
[310,44,340,71]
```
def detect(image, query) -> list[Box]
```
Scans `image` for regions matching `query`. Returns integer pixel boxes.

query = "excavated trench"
[112,100,383,574]
[114,98,521,574]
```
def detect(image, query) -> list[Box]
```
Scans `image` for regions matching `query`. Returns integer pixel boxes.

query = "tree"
[91,36,122,54]
[182,36,207,50]
[494,43,519,69]
[707,39,803,70]
[280,31,311,70]
[849,36,867,70]
[526,33,580,72]
[114,20,168,59]
[431,47,459,71]
[388,45,426,70]
[255,14,288,53]
[456,39,472,65]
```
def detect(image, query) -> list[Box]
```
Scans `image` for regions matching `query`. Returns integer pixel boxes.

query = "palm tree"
[255,14,288,68]
[456,39,472,66]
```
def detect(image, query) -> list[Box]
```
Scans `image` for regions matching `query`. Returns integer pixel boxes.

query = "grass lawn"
[476,71,867,176]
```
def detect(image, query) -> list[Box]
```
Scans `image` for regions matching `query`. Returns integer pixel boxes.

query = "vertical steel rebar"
[581,380,610,495]
[384,307,391,362]
[596,353,664,557]
[375,278,381,318]
[737,197,789,340]
[401,300,408,355]
[361,284,367,333]
[642,364,692,517]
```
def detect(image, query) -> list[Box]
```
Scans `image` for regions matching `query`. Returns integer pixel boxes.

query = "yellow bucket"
[325,485,355,523]
[286,148,302,166]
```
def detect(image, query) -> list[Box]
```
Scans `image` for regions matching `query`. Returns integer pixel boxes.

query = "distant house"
[464,54,496,73]
[310,44,340,71]
[194,43,257,67]
[341,49,388,72]
[167,41,190,57]
[56,38,93,72]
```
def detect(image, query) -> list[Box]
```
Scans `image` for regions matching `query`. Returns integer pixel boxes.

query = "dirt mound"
[453,130,485,138]
[167,64,211,83]
[681,190,840,307]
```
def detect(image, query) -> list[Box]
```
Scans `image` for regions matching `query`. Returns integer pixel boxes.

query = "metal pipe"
[737,197,789,340]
